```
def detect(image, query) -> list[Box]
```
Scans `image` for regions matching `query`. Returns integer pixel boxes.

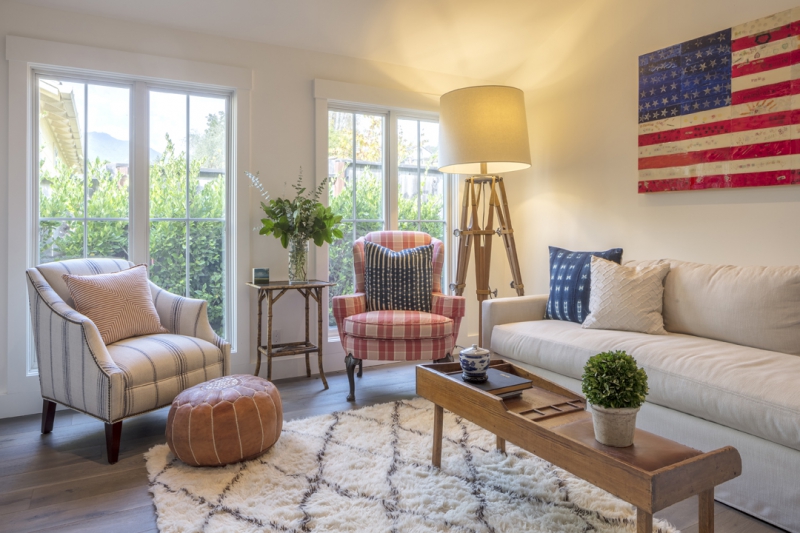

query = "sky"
[41,78,225,159]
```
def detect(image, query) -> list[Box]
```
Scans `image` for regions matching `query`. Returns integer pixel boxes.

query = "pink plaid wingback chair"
[333,231,465,401]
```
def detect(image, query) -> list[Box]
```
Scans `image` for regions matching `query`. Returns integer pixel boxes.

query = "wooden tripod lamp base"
[438,85,532,348]
[449,174,525,347]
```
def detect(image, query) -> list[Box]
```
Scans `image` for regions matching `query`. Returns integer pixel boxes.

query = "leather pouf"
[166,374,283,466]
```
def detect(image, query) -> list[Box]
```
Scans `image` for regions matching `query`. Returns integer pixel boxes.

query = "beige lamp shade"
[438,85,531,175]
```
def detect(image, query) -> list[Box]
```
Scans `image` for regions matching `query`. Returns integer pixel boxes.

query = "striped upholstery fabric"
[107,334,225,418]
[333,231,465,362]
[25,259,230,424]
[343,335,455,361]
[63,265,168,345]
[364,242,434,312]
[344,311,453,340]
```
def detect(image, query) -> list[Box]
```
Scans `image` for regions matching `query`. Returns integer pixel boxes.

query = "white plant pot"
[590,404,640,447]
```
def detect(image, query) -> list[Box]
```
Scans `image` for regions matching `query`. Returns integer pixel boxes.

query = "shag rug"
[146,398,679,533]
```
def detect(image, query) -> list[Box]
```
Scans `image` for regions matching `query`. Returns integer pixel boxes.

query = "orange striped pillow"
[63,264,167,345]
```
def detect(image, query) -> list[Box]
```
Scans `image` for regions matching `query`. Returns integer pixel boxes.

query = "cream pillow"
[63,264,167,345]
[582,256,670,334]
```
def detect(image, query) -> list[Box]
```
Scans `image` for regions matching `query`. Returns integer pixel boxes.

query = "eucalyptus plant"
[581,350,649,409]
[246,169,344,248]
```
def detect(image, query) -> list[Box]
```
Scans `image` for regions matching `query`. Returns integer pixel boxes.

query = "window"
[36,75,230,337]
[327,110,447,325]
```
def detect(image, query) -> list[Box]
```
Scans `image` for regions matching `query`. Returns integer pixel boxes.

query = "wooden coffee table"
[416,360,741,533]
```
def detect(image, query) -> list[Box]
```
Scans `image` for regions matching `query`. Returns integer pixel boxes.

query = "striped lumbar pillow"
[63,264,168,345]
[364,241,433,312]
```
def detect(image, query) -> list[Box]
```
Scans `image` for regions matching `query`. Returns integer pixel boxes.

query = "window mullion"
[83,84,89,258]
[387,110,398,231]
[131,81,149,264]
[185,96,191,297]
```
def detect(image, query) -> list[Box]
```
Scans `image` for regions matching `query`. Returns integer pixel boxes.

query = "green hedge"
[39,138,226,335]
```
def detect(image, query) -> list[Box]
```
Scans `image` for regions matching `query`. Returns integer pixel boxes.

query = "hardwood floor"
[0,362,785,532]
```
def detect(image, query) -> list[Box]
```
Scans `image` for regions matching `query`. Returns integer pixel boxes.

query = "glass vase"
[288,236,309,284]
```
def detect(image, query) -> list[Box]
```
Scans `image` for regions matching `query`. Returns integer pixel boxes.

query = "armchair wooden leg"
[41,399,57,434]
[345,354,358,402]
[357,358,363,378]
[433,353,454,364]
[105,421,123,464]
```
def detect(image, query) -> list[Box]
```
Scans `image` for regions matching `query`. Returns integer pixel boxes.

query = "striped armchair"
[333,231,465,401]
[25,258,230,463]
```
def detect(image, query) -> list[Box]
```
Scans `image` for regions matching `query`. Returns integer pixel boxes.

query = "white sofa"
[482,259,800,533]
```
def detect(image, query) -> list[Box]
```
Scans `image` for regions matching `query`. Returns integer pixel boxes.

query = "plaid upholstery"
[354,232,444,293]
[335,231,463,363]
[26,259,230,423]
[344,311,453,340]
[343,335,455,361]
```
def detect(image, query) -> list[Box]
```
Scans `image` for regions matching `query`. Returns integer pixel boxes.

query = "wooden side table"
[247,280,336,389]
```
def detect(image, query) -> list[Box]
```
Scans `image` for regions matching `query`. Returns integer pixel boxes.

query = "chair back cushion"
[354,231,444,293]
[364,241,433,312]
[62,264,167,344]
[35,258,133,308]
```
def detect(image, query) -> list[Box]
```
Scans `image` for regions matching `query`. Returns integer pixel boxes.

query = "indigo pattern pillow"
[545,246,623,324]
[364,241,433,312]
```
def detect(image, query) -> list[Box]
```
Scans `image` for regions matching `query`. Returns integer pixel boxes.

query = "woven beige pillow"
[582,256,670,335]
[63,264,167,344]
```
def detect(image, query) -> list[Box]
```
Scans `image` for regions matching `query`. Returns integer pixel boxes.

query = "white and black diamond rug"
[146,398,679,533]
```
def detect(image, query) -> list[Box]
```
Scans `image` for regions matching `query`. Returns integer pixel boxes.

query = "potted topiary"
[581,350,649,447]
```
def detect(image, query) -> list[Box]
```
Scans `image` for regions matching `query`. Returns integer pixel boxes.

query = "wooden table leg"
[267,291,274,382]
[432,404,444,468]
[699,488,714,533]
[316,287,328,390]
[304,290,311,378]
[254,290,265,377]
[637,508,653,533]
[496,436,506,454]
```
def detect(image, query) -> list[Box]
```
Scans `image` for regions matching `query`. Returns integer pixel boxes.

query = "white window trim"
[313,79,459,363]
[3,36,252,418]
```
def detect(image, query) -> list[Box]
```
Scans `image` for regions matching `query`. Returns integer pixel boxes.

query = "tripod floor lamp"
[438,86,531,347]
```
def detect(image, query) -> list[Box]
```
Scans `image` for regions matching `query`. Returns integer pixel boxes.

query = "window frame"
[317,81,458,358]
[6,37,251,396]
[31,71,235,355]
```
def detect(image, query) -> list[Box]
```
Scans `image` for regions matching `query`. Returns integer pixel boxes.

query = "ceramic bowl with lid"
[459,344,491,383]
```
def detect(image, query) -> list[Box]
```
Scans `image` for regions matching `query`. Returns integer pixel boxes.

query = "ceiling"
[10,0,608,86]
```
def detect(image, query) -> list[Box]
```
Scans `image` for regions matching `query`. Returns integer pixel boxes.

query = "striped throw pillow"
[364,241,433,312]
[63,264,168,345]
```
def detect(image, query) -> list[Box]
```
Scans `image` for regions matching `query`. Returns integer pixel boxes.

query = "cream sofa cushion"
[490,319,800,451]
[627,259,800,355]
[583,257,669,334]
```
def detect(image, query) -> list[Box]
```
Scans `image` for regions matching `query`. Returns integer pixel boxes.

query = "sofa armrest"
[149,282,230,374]
[26,269,124,421]
[481,294,549,350]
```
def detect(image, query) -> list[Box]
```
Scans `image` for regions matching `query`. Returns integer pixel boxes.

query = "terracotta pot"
[590,404,640,447]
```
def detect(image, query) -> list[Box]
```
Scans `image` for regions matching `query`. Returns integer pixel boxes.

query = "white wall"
[507,0,800,296]
[0,1,487,417]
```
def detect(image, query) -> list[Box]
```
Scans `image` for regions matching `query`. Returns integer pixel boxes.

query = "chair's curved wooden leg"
[41,399,57,434]
[433,353,454,364]
[357,358,363,378]
[105,421,123,464]
[345,354,358,402]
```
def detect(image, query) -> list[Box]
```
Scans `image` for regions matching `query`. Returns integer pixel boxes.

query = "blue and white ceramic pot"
[459,344,491,383]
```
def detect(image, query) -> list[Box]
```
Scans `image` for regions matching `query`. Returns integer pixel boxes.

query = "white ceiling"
[10,0,605,86]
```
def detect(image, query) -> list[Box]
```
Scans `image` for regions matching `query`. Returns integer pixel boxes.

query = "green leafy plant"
[247,169,344,248]
[581,351,649,409]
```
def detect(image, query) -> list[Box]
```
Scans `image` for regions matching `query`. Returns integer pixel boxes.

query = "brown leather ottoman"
[166,374,283,466]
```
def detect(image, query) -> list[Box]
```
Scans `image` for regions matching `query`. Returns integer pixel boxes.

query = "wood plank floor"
[0,362,785,532]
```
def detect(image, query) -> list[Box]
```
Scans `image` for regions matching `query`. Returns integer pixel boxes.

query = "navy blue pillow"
[364,241,433,312]
[545,246,623,323]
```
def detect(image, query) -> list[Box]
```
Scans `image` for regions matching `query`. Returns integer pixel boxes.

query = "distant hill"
[87,132,160,164]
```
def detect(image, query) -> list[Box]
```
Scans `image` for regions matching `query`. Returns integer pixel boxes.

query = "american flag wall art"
[638,7,800,193]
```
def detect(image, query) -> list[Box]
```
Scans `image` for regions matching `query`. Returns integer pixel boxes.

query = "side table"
[247,280,336,389]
